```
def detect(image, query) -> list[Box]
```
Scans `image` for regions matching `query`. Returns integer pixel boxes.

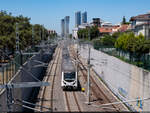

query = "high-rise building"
[82,11,87,24]
[75,11,81,27]
[65,16,70,37]
[61,19,65,37]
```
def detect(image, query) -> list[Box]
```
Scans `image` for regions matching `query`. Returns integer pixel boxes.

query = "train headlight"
[73,81,76,85]
[63,81,66,84]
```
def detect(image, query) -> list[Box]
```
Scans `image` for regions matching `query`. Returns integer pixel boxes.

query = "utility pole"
[40,29,42,41]
[42,24,45,45]
[16,23,19,53]
[76,39,78,59]
[87,46,91,105]
[87,27,91,105]
[32,25,35,49]
[15,23,22,65]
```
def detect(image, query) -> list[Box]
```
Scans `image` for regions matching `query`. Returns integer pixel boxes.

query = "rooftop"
[130,13,150,21]
[99,27,112,33]
[118,24,130,32]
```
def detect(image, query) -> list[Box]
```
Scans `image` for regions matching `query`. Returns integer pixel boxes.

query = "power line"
[92,97,150,108]
[0,49,41,82]
[15,99,51,111]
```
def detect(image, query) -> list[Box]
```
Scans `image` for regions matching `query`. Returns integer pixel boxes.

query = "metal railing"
[94,45,150,71]
[0,53,32,86]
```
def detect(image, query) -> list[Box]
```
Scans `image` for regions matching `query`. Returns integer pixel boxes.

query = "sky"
[0,0,150,34]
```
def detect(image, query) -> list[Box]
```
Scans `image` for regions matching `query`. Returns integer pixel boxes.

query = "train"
[61,46,78,90]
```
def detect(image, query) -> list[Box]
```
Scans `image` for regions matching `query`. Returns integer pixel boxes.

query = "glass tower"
[82,11,87,24]
[61,19,65,37]
[75,11,81,27]
[65,16,70,38]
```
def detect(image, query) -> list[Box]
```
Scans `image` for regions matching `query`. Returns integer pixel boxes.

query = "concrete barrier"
[79,44,150,111]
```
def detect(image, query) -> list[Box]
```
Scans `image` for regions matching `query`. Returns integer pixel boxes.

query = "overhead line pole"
[16,23,19,53]
[32,25,35,49]
[87,27,91,105]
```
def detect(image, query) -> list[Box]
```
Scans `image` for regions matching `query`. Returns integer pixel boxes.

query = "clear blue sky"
[0,0,150,34]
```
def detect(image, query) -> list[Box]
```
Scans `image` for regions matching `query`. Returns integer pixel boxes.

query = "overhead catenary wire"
[14,103,43,112]
[0,49,41,82]
[15,99,51,111]
[92,97,150,108]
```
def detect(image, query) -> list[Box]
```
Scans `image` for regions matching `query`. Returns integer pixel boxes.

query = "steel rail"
[70,46,119,112]
[40,47,60,111]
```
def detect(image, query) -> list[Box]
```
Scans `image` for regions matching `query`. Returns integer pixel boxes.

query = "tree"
[121,16,130,25]
[0,10,49,54]
[69,34,72,39]
[101,35,116,46]
[122,16,126,25]
[77,26,99,40]
[112,32,122,39]
[89,26,99,40]
[115,32,150,63]
[77,28,88,39]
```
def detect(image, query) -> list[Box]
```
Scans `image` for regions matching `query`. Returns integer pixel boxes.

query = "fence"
[0,47,36,92]
[0,53,32,85]
[94,45,150,71]
[0,39,54,88]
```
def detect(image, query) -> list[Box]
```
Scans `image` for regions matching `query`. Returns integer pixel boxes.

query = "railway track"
[79,60,119,111]
[50,47,61,111]
[69,45,120,112]
[63,46,82,112]
[38,46,61,112]
[64,91,81,112]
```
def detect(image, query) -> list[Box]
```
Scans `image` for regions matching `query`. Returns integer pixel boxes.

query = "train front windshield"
[64,72,75,82]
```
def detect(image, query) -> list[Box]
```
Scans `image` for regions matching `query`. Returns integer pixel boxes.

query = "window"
[64,72,75,80]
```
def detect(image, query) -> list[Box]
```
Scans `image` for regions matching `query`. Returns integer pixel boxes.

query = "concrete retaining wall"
[79,44,150,111]
[0,48,55,112]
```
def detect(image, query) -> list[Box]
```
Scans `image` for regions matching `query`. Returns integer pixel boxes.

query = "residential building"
[99,27,112,35]
[75,11,81,27]
[130,12,150,39]
[48,30,56,34]
[82,11,87,24]
[98,24,130,36]
[72,23,91,39]
[92,18,101,27]
[111,25,120,33]
[78,23,91,29]
[101,22,112,27]
[72,27,79,39]
[117,24,131,32]
[61,19,65,37]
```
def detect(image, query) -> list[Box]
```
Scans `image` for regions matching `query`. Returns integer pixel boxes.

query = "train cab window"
[64,72,75,82]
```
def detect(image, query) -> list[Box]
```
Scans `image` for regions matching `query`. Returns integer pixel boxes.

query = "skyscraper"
[65,16,70,38]
[82,11,87,24]
[75,11,81,27]
[61,19,65,37]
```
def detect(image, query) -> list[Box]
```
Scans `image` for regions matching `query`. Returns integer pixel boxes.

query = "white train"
[61,46,78,90]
